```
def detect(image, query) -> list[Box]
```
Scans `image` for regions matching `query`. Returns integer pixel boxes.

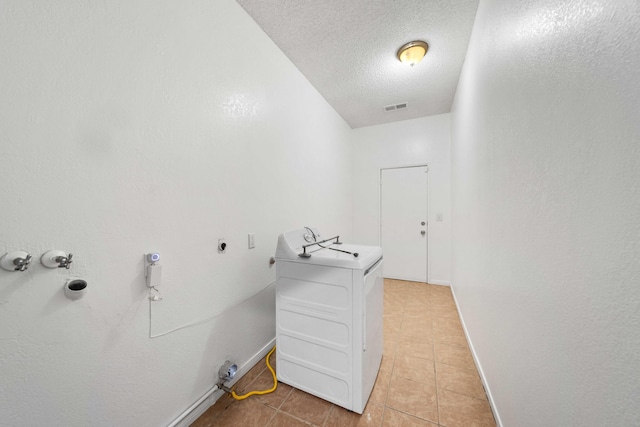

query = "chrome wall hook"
[41,250,73,269]
[0,251,32,272]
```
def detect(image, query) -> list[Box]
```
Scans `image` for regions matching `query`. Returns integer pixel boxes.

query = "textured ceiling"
[236,0,479,128]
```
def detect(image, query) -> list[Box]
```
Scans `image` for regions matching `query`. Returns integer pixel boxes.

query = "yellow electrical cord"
[231,346,277,400]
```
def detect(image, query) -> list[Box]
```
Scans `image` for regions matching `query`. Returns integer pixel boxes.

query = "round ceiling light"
[397,40,429,67]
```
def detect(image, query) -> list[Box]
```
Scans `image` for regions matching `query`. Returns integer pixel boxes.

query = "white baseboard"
[428,279,450,286]
[171,386,223,427]
[449,285,503,427]
[169,337,276,427]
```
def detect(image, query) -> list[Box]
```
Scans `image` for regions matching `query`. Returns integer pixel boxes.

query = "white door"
[380,166,428,282]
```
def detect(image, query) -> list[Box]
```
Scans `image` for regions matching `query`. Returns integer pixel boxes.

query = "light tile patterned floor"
[192,280,496,427]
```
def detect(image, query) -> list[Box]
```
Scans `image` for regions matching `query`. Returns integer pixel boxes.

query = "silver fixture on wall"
[218,360,238,383]
[0,251,32,272]
[41,250,73,269]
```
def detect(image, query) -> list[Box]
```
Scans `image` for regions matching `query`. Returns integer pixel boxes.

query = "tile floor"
[192,279,495,427]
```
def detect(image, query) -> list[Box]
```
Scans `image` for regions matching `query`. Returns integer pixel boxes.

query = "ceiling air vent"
[383,102,408,112]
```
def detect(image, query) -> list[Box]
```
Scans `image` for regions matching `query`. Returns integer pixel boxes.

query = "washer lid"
[275,228,382,270]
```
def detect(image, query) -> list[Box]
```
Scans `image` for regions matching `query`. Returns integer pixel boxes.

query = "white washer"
[275,228,384,413]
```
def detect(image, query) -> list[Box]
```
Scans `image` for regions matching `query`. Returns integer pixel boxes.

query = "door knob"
[421,221,426,226]
[420,230,426,236]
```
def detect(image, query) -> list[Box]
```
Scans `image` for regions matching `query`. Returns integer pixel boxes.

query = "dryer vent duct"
[383,102,408,112]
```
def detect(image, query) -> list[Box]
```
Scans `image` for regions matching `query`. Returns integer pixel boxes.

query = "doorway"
[380,165,428,282]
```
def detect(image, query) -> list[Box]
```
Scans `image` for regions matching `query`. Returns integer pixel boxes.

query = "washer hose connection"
[228,346,277,401]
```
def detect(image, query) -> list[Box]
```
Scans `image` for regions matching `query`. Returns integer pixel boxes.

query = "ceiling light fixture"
[397,40,429,67]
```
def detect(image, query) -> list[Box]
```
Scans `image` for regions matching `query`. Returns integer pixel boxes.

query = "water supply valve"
[41,250,73,269]
[218,360,237,383]
[0,251,32,272]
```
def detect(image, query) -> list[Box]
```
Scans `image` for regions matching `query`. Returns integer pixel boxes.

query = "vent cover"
[383,102,408,112]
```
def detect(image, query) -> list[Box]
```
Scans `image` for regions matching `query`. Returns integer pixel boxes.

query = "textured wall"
[352,115,451,285]
[0,1,352,425]
[451,0,640,425]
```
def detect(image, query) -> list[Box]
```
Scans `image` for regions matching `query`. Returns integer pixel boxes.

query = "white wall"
[352,115,451,285]
[0,1,352,425]
[451,1,640,426]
